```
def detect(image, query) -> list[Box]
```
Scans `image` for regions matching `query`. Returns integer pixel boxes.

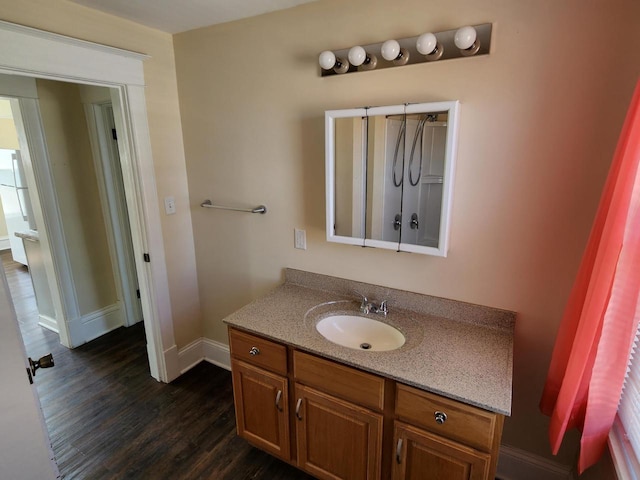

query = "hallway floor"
[1,250,313,479]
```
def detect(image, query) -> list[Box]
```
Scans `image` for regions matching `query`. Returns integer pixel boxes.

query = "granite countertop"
[223,269,514,416]
[14,230,39,242]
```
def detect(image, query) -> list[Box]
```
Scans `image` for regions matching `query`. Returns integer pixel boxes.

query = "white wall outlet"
[294,228,307,250]
[164,196,176,215]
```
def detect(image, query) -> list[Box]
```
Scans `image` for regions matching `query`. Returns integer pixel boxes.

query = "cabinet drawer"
[229,328,287,375]
[293,350,385,411]
[395,383,499,452]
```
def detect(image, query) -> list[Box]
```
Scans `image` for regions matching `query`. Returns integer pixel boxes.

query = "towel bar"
[201,199,267,214]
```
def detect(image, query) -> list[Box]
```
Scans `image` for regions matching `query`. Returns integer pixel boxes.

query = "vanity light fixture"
[318,23,492,77]
[454,25,480,56]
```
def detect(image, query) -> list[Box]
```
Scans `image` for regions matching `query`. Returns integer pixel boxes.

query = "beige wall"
[0,98,19,151]
[174,0,640,469]
[0,0,201,347]
[0,98,17,238]
[36,79,117,314]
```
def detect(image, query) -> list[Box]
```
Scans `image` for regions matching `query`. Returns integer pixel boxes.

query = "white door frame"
[0,20,179,382]
[84,98,143,329]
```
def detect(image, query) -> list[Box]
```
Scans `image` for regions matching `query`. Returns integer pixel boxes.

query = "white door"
[0,262,59,480]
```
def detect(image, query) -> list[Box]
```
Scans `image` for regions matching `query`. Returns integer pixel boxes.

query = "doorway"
[0,20,181,477]
[0,19,179,384]
[0,76,152,478]
[0,78,143,344]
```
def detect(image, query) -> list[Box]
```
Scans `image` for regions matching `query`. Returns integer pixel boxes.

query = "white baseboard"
[38,314,58,333]
[178,337,231,374]
[68,303,124,346]
[178,337,205,374]
[203,338,231,370]
[163,343,180,383]
[497,445,575,480]
[0,236,9,251]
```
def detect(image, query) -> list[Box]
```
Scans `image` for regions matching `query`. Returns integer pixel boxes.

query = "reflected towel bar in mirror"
[201,199,267,214]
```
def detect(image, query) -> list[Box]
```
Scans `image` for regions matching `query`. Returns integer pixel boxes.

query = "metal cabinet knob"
[434,411,447,424]
[275,390,283,412]
[249,346,260,356]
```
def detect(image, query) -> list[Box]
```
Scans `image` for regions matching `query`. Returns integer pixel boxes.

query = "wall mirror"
[326,101,459,256]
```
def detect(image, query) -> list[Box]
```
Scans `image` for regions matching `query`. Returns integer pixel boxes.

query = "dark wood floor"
[1,250,314,480]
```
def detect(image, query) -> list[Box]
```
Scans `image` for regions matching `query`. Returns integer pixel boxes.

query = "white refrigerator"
[0,149,36,266]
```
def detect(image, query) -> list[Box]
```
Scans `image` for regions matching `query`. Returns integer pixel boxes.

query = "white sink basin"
[316,315,405,351]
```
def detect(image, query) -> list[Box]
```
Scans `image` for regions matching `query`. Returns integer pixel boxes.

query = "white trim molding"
[37,314,58,334]
[178,337,231,374]
[163,344,180,382]
[178,338,203,374]
[203,338,231,371]
[497,445,575,480]
[0,236,9,251]
[67,303,124,346]
[0,20,148,86]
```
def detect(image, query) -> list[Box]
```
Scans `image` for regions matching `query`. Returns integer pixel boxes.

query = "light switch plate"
[294,228,307,250]
[164,196,176,215]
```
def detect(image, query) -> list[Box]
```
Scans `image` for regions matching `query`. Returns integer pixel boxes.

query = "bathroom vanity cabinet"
[229,327,504,480]
[229,329,290,460]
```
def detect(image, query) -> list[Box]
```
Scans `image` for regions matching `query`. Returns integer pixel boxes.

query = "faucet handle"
[379,300,388,315]
[360,296,369,313]
[354,291,367,306]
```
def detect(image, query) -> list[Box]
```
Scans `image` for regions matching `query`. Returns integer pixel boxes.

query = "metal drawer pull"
[249,346,260,356]
[295,398,303,420]
[275,390,283,412]
[434,411,447,424]
[396,438,403,464]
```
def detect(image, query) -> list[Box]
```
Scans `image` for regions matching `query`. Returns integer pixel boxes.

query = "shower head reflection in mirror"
[325,101,460,256]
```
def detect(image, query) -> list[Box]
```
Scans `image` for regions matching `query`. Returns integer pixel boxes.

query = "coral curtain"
[540,78,640,474]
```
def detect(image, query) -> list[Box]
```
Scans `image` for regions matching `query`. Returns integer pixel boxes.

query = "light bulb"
[454,26,477,50]
[381,39,400,61]
[348,46,366,67]
[319,50,336,70]
[416,33,438,55]
[381,39,409,65]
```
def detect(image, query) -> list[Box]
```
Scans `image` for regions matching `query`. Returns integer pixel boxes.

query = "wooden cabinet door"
[294,383,382,480]
[231,359,290,460]
[392,422,491,480]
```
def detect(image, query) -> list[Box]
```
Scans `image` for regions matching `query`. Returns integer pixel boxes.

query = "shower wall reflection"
[327,101,459,256]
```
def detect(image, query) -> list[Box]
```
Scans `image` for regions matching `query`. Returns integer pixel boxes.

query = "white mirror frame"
[325,107,368,247]
[325,101,460,256]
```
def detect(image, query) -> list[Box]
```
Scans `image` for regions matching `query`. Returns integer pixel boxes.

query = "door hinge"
[26,368,33,385]
[112,128,117,140]
[136,289,140,298]
[143,253,150,263]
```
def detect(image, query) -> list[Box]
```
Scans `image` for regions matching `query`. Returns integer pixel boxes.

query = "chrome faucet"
[359,295,388,316]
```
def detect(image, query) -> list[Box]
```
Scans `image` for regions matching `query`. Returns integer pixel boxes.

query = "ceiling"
[68,0,318,34]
